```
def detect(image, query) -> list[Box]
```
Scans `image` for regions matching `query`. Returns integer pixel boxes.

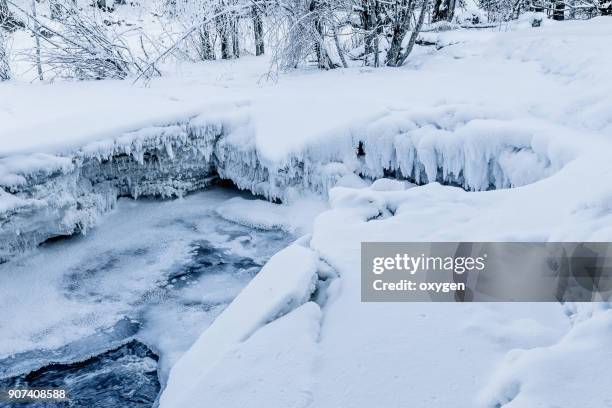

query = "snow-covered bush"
[9,1,150,81]
[476,0,521,21]
[32,2,143,80]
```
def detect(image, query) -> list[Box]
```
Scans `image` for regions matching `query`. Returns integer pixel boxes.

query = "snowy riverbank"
[2,16,612,408]
[3,18,610,261]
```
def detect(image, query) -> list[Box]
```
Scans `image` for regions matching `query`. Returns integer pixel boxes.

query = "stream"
[0,187,291,407]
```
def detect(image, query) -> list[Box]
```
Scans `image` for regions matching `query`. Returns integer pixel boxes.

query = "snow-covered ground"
[2,14,612,408]
[4,17,610,259]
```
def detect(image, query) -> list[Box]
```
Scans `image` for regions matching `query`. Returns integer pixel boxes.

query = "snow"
[177,301,322,408]
[1,37,594,259]
[215,195,328,234]
[2,20,605,161]
[479,306,612,407]
[154,18,612,408]
[1,13,612,408]
[159,243,321,408]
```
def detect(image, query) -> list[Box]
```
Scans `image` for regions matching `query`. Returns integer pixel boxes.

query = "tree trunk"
[198,26,215,60]
[32,0,43,80]
[361,0,379,66]
[220,33,231,59]
[567,0,576,18]
[531,0,544,12]
[385,0,415,66]
[314,18,328,69]
[512,0,524,19]
[252,6,264,56]
[232,18,239,58]
[217,13,232,59]
[309,0,329,69]
[386,26,407,66]
[0,30,10,80]
[395,0,429,67]
[432,0,456,22]
[552,0,565,19]
[332,25,347,68]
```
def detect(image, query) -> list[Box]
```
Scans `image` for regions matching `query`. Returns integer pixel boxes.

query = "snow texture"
[156,18,612,408]
[2,15,612,408]
[159,242,321,408]
[0,189,291,384]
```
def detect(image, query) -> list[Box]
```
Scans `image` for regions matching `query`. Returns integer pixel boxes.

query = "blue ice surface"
[0,187,291,407]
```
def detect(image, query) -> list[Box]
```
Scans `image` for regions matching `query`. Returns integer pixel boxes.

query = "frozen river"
[0,188,291,407]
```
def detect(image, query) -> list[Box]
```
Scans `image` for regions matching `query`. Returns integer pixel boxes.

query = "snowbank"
[159,242,322,407]
[215,195,327,234]
[156,17,612,408]
[479,305,612,407]
[2,92,580,261]
[0,120,221,261]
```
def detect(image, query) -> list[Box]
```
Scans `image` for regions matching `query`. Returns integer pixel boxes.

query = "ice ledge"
[0,107,575,262]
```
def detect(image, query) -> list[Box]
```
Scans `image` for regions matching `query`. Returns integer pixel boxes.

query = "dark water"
[0,341,159,408]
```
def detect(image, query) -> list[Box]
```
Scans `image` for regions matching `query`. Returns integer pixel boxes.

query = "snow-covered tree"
[1,0,23,30]
[477,0,517,21]
[432,0,457,21]
[347,0,431,67]
[170,0,256,61]
[269,0,336,70]
[13,0,146,80]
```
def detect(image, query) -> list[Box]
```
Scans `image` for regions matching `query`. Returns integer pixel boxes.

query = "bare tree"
[268,0,334,70]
